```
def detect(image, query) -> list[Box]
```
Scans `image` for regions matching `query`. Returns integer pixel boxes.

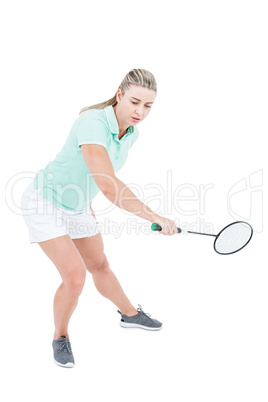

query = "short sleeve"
[76,116,108,148]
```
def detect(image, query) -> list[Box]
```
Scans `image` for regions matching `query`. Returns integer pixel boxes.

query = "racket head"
[214,221,253,255]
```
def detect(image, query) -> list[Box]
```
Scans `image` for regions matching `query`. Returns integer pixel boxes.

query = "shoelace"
[137,304,150,315]
[118,304,153,320]
[58,338,72,354]
[137,304,153,321]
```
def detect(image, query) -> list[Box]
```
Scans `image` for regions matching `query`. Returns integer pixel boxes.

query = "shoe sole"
[54,359,75,368]
[120,322,162,331]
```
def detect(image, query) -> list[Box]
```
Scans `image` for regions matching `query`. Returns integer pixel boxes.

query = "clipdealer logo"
[227,170,263,233]
[5,169,264,236]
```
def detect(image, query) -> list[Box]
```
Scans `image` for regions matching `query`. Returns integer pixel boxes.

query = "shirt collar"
[105,105,134,136]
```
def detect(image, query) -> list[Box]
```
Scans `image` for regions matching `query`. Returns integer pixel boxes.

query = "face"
[115,85,156,127]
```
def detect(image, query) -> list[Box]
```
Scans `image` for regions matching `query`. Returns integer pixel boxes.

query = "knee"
[65,267,86,297]
[87,255,110,274]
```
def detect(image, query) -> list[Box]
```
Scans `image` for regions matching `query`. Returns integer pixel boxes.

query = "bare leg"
[91,261,137,316]
[38,235,87,339]
[52,283,78,338]
[73,234,138,316]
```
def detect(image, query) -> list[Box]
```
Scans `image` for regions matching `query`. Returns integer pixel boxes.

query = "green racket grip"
[151,223,182,233]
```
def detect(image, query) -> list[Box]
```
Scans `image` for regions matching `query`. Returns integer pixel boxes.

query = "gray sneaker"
[52,336,75,368]
[118,305,162,331]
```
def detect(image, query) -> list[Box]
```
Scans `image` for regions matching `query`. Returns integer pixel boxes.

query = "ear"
[116,88,123,104]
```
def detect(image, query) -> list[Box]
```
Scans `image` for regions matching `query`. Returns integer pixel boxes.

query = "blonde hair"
[79,68,157,115]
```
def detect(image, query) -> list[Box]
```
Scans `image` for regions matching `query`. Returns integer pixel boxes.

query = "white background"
[1,0,267,401]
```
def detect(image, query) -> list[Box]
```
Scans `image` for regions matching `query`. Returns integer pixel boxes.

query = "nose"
[134,105,143,118]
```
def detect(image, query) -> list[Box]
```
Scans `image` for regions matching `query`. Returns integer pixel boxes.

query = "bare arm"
[81,144,177,234]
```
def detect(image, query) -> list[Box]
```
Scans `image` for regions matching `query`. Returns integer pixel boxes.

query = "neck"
[113,106,128,139]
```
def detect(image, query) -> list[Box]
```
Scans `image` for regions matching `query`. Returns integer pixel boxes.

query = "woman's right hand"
[151,215,178,236]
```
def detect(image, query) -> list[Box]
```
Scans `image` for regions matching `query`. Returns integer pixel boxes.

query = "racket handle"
[151,223,182,233]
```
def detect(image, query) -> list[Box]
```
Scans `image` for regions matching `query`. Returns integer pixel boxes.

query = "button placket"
[115,142,120,161]
[113,135,121,163]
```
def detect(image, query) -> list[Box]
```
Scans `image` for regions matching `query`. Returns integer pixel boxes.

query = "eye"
[145,105,151,108]
[131,101,138,105]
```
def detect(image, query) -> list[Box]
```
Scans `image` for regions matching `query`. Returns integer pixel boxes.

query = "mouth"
[131,117,141,123]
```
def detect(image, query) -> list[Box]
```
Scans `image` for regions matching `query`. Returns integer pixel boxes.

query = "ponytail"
[79,68,157,115]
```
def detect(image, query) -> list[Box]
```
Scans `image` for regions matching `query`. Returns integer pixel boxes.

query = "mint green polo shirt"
[34,106,139,211]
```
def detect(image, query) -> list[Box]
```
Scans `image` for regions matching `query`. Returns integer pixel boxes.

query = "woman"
[21,69,177,368]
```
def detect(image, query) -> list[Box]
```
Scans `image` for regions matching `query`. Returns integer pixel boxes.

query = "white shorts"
[21,181,100,243]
